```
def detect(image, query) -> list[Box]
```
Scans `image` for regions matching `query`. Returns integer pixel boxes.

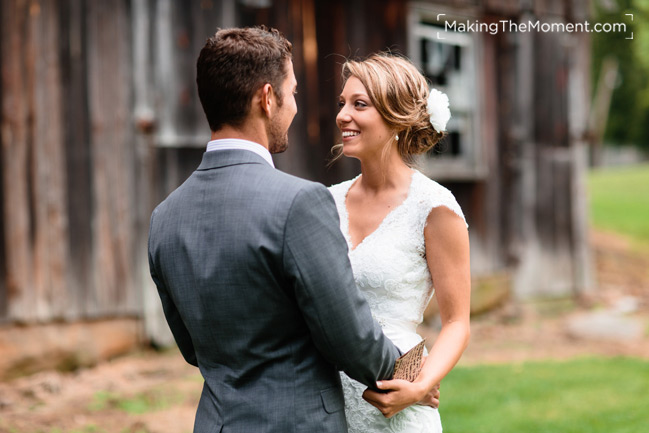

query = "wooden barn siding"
[61,0,93,319]
[1,0,69,321]
[569,30,594,293]
[474,15,503,275]
[0,0,6,321]
[87,0,139,316]
[153,0,225,149]
[484,0,590,19]
[138,0,223,205]
[486,3,591,296]
[533,29,580,295]
[0,0,144,323]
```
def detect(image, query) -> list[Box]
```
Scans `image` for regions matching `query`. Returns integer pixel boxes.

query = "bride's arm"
[363,206,471,417]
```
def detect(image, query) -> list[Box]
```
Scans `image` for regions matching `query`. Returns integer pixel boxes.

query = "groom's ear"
[259,83,274,118]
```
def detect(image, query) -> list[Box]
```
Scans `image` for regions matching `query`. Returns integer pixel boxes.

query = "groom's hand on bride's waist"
[362,379,440,418]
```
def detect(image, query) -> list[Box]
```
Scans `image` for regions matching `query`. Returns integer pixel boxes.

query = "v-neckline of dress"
[343,170,417,252]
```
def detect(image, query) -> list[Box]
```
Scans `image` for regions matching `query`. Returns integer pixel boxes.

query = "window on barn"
[408,6,486,180]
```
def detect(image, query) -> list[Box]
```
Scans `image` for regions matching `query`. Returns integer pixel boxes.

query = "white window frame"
[408,3,487,180]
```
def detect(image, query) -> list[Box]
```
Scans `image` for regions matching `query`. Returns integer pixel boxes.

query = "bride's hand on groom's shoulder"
[362,379,437,418]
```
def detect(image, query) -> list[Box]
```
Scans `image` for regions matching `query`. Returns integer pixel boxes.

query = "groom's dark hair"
[196,26,293,132]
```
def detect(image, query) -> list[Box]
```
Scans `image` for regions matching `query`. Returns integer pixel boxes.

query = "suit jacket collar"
[197,148,271,171]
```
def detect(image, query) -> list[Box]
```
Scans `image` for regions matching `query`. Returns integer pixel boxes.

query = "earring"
[395,134,399,141]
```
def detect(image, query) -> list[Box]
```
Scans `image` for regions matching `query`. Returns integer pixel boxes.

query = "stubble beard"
[268,115,289,154]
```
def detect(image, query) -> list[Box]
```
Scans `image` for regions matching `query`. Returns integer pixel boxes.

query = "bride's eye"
[337,101,345,109]
[355,100,368,108]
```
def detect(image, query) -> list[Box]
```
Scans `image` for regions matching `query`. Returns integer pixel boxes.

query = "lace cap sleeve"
[416,173,468,229]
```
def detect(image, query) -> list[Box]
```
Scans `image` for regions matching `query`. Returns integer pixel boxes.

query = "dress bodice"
[329,170,467,338]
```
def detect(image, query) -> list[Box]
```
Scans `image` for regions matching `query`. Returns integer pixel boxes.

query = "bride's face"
[336,76,394,161]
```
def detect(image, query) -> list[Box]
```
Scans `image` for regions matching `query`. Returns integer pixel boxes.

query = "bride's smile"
[341,129,360,139]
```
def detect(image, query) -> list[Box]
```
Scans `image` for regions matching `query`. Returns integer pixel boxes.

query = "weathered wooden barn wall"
[0,0,147,324]
[0,0,593,337]
[481,0,593,297]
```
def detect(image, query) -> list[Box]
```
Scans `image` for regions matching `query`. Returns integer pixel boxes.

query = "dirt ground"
[1,230,647,433]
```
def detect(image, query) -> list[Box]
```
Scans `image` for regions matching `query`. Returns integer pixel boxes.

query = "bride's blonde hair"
[332,53,444,166]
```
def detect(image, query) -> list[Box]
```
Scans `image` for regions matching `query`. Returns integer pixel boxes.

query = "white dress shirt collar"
[206,138,275,168]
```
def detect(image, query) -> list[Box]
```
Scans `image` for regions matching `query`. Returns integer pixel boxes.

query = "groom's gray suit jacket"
[148,149,400,433]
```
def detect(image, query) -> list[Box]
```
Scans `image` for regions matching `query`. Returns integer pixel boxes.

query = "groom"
[148,26,430,433]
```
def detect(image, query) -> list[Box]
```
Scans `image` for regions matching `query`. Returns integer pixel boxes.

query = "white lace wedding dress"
[328,169,467,433]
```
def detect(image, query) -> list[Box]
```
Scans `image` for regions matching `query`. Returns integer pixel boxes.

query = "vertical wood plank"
[302,0,319,149]
[476,30,502,274]
[86,0,136,316]
[61,0,93,319]
[133,0,170,344]
[568,32,594,295]
[509,11,543,297]
[0,0,7,321]
[154,0,179,146]
[530,28,578,295]
[1,0,72,322]
[314,0,355,186]
[30,0,70,320]
[484,0,519,16]
[534,0,565,17]
[1,0,36,321]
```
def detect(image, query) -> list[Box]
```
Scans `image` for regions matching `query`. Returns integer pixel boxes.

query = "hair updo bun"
[340,53,444,165]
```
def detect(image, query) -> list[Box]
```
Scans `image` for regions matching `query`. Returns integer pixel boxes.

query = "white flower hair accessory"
[427,88,451,132]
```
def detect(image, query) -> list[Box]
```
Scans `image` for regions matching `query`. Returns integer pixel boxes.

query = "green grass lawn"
[588,163,649,244]
[441,357,649,433]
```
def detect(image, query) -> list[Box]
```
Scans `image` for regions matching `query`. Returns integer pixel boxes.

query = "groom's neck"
[211,121,269,150]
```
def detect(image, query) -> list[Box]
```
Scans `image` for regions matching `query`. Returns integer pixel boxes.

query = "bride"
[328,53,471,432]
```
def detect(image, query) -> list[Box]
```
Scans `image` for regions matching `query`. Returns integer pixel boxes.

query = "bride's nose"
[336,105,352,125]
